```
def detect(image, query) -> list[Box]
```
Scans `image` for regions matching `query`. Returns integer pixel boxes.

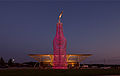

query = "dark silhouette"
[0,57,5,66]
[8,58,13,66]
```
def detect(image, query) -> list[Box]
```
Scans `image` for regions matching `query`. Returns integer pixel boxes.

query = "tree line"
[0,57,14,67]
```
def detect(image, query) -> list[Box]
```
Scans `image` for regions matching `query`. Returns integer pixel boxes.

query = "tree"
[0,57,5,66]
[8,58,13,66]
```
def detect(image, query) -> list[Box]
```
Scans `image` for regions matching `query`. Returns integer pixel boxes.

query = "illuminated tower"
[53,10,67,69]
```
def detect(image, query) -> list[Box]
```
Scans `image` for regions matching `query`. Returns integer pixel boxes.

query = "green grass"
[0,69,120,76]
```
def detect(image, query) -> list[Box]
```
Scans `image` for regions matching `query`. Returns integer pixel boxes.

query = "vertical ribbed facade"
[53,22,67,69]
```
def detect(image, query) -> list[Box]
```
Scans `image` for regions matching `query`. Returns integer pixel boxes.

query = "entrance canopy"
[28,54,92,63]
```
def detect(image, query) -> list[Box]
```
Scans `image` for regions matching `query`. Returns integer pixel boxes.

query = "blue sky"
[0,1,120,64]
[0,0,120,1]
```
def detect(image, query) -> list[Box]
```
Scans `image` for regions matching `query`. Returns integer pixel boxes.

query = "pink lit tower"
[53,10,67,69]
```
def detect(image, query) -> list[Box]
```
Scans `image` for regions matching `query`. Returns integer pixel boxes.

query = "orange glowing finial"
[59,11,63,23]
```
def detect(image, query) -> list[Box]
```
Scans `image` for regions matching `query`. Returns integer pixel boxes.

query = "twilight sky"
[0,1,120,64]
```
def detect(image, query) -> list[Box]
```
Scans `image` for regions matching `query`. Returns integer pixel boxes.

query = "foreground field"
[0,69,120,76]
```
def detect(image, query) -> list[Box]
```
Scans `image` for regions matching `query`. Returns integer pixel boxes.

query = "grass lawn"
[0,69,120,76]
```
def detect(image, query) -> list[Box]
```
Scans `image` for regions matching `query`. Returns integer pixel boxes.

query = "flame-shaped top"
[59,11,63,23]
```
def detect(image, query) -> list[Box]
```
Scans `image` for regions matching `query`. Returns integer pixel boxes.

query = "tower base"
[52,66,67,69]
